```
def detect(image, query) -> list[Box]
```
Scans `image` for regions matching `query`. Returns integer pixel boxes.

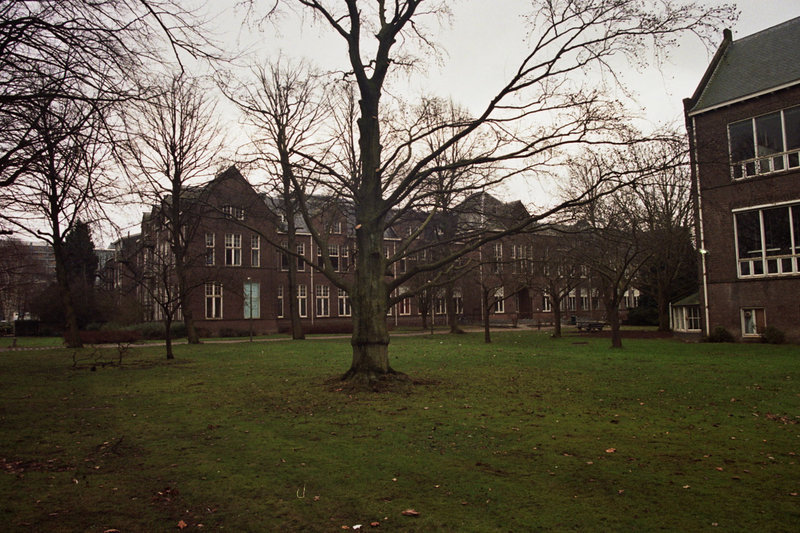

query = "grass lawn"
[1,331,798,531]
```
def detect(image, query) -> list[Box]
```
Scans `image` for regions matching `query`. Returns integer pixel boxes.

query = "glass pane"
[755,112,784,156]
[773,155,784,171]
[789,152,800,167]
[793,206,800,253]
[782,258,793,273]
[735,211,762,258]
[740,261,750,276]
[785,106,800,150]
[762,206,791,256]
[745,161,757,176]
[729,119,755,162]
[767,258,779,274]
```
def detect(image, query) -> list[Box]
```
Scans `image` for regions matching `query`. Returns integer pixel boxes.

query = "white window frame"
[225,233,242,266]
[728,106,800,179]
[251,234,260,267]
[315,285,330,317]
[734,201,800,278]
[205,233,215,266]
[741,307,766,337]
[205,282,223,319]
[494,287,505,314]
[337,289,351,317]
[297,284,307,318]
[277,285,284,318]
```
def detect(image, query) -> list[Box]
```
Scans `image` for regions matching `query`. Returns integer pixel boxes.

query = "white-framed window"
[205,282,222,319]
[205,233,215,266]
[492,243,503,273]
[543,293,552,312]
[493,287,505,313]
[244,281,260,319]
[729,106,800,179]
[567,290,577,311]
[399,297,412,316]
[624,288,640,308]
[453,287,463,315]
[297,284,307,317]
[337,289,351,317]
[580,289,589,311]
[735,202,800,277]
[276,285,284,318]
[279,241,289,271]
[297,243,305,271]
[329,244,339,271]
[251,235,260,267]
[315,285,330,317]
[223,205,245,220]
[672,306,701,332]
[333,221,342,234]
[341,246,349,272]
[225,233,241,266]
[741,307,766,337]
[434,290,446,315]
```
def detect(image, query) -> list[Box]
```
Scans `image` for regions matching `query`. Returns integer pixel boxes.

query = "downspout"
[685,108,711,337]
[310,237,315,326]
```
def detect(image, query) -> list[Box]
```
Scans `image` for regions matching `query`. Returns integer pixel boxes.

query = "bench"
[576,321,607,332]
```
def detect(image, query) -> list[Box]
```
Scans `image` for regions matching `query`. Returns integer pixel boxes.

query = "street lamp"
[247,276,253,342]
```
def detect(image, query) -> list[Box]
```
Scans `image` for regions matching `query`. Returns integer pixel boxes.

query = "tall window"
[729,106,800,178]
[276,285,284,318]
[735,203,800,277]
[341,246,349,272]
[567,290,576,311]
[329,244,339,271]
[280,241,289,271]
[434,290,446,315]
[452,288,464,315]
[543,293,552,312]
[315,285,330,317]
[400,297,412,316]
[205,282,222,319]
[580,289,589,311]
[492,243,503,273]
[493,287,505,313]
[251,235,260,267]
[225,233,241,266]
[243,281,260,319]
[297,284,307,317]
[297,243,305,271]
[338,289,351,317]
[205,233,215,266]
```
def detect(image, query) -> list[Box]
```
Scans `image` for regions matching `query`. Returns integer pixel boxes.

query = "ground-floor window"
[543,293,552,312]
[494,287,505,313]
[338,289,351,317]
[741,307,766,336]
[315,285,330,317]
[297,284,307,318]
[244,281,260,319]
[399,297,412,316]
[453,288,463,315]
[276,285,284,318]
[205,282,222,319]
[672,305,701,332]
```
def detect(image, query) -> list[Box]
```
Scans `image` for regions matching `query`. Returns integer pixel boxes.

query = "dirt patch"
[325,373,440,394]
[568,330,674,339]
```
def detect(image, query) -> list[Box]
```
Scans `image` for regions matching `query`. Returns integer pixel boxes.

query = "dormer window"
[223,205,245,220]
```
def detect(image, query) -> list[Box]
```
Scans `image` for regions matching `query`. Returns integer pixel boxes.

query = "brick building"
[685,17,800,341]
[110,166,636,336]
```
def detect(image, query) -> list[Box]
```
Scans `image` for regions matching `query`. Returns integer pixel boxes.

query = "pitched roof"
[687,17,800,116]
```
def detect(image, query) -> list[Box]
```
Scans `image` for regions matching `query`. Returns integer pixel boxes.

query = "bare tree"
[633,139,697,331]
[227,60,328,340]
[246,0,734,384]
[119,74,225,345]
[0,0,217,188]
[0,96,113,347]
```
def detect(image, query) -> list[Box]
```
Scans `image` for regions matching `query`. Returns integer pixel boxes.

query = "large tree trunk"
[344,217,394,382]
[482,288,492,344]
[283,182,304,340]
[607,298,623,349]
[175,260,199,344]
[552,290,563,338]
[53,241,81,348]
[446,284,463,334]
[656,279,670,332]
[164,315,174,360]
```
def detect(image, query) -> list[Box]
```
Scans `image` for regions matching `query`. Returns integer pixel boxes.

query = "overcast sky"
[114,1,800,242]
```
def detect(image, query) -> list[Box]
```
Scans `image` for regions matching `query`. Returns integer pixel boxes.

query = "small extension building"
[685,17,800,341]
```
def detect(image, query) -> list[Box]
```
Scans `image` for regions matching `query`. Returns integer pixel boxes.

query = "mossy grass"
[1,331,798,531]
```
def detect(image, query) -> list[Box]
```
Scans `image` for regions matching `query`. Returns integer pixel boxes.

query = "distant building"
[684,17,800,341]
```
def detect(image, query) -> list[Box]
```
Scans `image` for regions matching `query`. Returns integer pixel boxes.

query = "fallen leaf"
[370,522,381,527]
[606,448,616,453]
[177,520,188,530]
[682,485,690,489]
[401,509,420,517]
[104,530,121,533]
